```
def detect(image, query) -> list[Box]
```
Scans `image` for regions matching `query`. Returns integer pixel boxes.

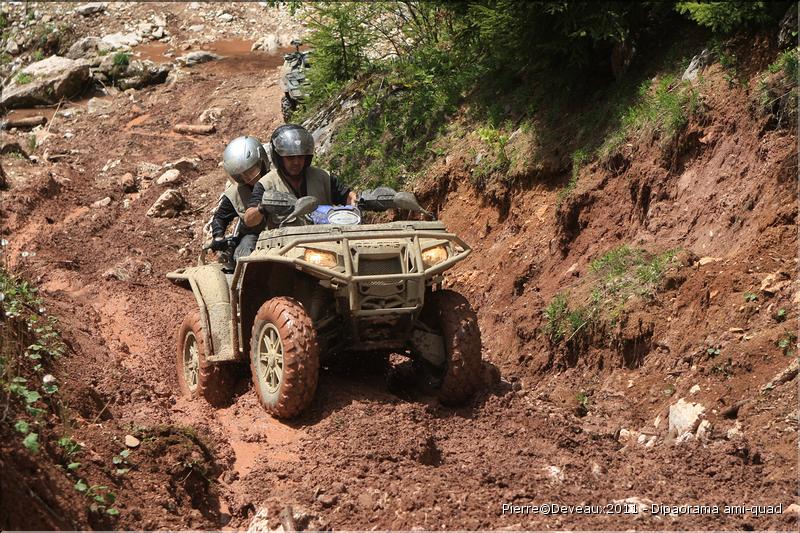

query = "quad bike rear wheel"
[176,311,234,406]
[250,297,319,419]
[420,290,483,405]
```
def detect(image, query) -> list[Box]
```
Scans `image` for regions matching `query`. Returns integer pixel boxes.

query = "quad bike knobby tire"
[176,311,234,406]
[250,297,319,419]
[421,290,483,405]
[281,95,296,123]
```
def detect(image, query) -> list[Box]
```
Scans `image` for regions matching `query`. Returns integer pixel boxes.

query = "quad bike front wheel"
[176,311,234,406]
[420,290,483,405]
[250,297,319,419]
[281,95,296,123]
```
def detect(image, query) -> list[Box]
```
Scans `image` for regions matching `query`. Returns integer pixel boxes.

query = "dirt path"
[1,2,797,531]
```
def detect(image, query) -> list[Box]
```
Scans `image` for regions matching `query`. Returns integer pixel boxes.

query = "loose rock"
[124,434,140,448]
[761,359,799,393]
[147,189,185,218]
[91,197,112,208]
[119,172,136,193]
[317,493,337,508]
[247,508,270,533]
[177,51,223,66]
[668,398,705,438]
[74,3,106,16]
[156,168,181,185]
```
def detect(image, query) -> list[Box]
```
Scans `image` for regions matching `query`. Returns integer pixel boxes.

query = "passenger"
[209,136,270,260]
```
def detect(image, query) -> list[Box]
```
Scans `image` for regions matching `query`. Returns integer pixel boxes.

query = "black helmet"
[270,124,314,177]
[223,136,269,184]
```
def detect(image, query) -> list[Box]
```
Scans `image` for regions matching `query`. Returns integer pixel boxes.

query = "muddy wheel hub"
[183,331,199,391]
[258,323,284,394]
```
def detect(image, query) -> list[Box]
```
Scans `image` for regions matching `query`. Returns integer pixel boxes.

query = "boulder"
[115,60,171,90]
[147,189,185,218]
[681,49,713,81]
[252,33,296,53]
[97,56,171,90]
[1,56,91,108]
[66,36,111,61]
[101,32,141,50]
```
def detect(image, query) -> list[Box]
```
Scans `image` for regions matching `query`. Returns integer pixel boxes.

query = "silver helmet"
[222,136,269,183]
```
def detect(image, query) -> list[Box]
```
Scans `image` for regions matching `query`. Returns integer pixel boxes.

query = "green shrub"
[557,148,590,205]
[112,51,130,67]
[15,72,32,84]
[675,1,783,34]
[598,74,699,161]
[544,292,570,343]
[591,245,676,299]
[32,49,44,61]
[757,47,799,126]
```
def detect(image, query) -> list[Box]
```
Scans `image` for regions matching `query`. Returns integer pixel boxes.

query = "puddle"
[4,106,63,122]
[133,39,294,75]
[134,41,174,62]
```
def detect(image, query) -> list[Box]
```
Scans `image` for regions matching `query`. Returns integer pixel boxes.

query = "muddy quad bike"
[279,39,311,122]
[167,187,483,419]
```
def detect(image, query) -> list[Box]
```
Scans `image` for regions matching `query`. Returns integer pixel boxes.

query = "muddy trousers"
[234,234,258,261]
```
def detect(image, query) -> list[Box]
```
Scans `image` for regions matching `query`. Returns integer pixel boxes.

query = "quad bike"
[279,39,311,122]
[167,187,484,419]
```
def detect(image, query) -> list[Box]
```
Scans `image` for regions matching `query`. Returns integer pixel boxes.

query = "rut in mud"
[1,2,798,531]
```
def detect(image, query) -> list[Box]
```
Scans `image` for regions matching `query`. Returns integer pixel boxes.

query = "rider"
[243,124,356,229]
[209,135,270,260]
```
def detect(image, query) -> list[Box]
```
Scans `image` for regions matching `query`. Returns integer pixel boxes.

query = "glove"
[210,237,226,251]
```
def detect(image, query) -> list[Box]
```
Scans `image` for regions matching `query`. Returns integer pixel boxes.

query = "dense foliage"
[292,1,793,186]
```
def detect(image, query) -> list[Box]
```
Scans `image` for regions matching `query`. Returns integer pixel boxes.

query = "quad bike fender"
[167,265,238,363]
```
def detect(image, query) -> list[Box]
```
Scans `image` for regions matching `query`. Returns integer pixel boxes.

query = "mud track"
[1,3,797,530]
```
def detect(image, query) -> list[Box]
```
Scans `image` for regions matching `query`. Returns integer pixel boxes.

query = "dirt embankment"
[1,2,798,531]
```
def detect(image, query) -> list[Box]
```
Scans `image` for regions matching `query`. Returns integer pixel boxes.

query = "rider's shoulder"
[307,166,330,179]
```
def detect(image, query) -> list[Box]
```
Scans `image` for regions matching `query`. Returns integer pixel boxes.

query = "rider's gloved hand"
[210,237,226,251]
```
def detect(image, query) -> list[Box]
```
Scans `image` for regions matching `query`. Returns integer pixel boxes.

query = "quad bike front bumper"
[237,229,471,318]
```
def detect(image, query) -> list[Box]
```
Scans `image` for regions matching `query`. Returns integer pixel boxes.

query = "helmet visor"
[272,127,314,156]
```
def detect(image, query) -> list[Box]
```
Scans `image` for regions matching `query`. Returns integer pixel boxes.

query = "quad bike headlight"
[303,248,337,268]
[421,245,448,268]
